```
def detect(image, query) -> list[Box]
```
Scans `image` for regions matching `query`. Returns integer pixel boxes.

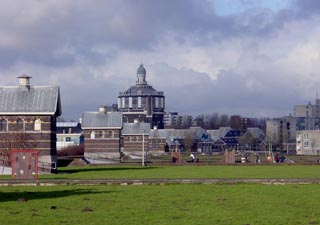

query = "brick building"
[121,121,150,156]
[82,107,122,162]
[0,75,62,172]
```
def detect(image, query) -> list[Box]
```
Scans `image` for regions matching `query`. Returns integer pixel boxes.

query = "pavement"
[1,178,320,186]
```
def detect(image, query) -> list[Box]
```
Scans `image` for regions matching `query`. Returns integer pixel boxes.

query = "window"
[17,119,25,131]
[303,133,309,139]
[131,136,137,142]
[34,119,41,131]
[106,131,114,138]
[58,137,64,142]
[99,131,105,138]
[90,131,95,139]
[304,141,309,148]
[0,119,8,132]
[66,137,71,142]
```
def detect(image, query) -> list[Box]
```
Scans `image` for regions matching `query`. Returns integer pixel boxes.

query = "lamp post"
[142,129,145,167]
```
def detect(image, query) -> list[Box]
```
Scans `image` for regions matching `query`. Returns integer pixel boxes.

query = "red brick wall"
[83,129,121,153]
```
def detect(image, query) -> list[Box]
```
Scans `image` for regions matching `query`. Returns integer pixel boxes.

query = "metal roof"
[225,130,246,137]
[119,84,164,97]
[137,64,146,75]
[57,122,82,134]
[0,86,61,115]
[82,112,122,128]
[149,127,205,142]
[57,122,79,127]
[122,122,150,135]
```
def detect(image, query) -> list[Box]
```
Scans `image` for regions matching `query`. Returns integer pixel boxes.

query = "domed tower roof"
[136,64,147,85]
[137,64,146,75]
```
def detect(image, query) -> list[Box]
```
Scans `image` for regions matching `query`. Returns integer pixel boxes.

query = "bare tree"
[184,130,197,155]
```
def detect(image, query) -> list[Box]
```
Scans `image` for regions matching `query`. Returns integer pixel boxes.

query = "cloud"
[0,0,320,120]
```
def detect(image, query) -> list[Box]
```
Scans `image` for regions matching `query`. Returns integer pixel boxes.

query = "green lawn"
[40,165,320,180]
[1,184,320,225]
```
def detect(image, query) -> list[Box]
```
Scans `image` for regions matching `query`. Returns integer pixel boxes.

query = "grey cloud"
[1,0,319,119]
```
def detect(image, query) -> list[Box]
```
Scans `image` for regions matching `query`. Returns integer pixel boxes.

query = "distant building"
[0,75,62,172]
[57,121,83,150]
[82,106,122,162]
[118,64,165,128]
[294,98,320,130]
[230,115,253,130]
[296,130,320,155]
[266,116,296,152]
[164,112,193,129]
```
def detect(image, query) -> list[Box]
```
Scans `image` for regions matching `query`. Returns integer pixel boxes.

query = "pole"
[142,131,144,166]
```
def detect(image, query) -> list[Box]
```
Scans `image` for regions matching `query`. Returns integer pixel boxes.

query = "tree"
[184,130,197,155]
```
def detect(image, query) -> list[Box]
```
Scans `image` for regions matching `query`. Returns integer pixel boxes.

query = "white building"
[57,122,83,150]
[296,130,320,155]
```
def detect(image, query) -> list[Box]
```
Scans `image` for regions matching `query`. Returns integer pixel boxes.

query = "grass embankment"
[1,184,320,225]
[40,165,320,180]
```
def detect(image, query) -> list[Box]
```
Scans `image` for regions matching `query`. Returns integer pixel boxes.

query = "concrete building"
[296,130,320,155]
[294,98,320,130]
[0,75,62,172]
[164,112,193,129]
[266,116,296,152]
[118,64,165,129]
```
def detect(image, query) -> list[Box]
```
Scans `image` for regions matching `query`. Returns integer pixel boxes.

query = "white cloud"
[1,0,320,119]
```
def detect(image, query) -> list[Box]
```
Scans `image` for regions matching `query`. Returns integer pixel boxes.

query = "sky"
[0,0,320,120]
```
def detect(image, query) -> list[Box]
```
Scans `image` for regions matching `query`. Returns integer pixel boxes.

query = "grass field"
[1,165,320,224]
[1,183,320,225]
[40,164,320,180]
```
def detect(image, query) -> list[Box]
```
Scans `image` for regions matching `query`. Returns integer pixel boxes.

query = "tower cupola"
[137,64,147,85]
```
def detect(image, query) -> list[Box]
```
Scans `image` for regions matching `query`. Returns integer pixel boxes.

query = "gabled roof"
[225,130,246,137]
[207,127,231,142]
[214,137,239,145]
[82,112,122,128]
[122,122,151,135]
[0,86,61,115]
[57,122,82,134]
[246,127,265,140]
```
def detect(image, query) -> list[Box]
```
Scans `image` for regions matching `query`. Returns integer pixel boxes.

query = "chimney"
[17,74,32,89]
[99,105,107,113]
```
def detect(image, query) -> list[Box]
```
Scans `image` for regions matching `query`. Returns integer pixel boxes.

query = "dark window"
[107,131,114,138]
[0,119,8,132]
[17,119,24,131]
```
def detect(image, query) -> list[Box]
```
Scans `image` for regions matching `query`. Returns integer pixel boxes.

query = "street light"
[142,129,145,167]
